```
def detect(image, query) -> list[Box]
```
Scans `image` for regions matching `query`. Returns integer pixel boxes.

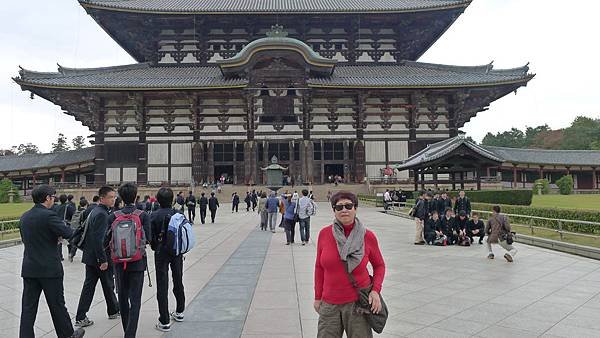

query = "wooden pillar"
[244,141,257,185]
[32,171,37,187]
[413,169,419,192]
[353,140,365,184]
[452,172,456,191]
[593,167,598,189]
[433,168,439,189]
[512,165,518,189]
[476,170,482,190]
[522,171,526,188]
[420,172,425,190]
[60,168,66,183]
[539,166,544,180]
[460,172,465,190]
[135,94,148,185]
[486,167,491,177]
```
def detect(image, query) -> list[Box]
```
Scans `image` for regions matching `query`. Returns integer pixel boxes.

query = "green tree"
[524,125,551,146]
[0,149,16,156]
[51,133,70,152]
[12,143,40,155]
[481,128,526,148]
[556,175,574,195]
[561,116,600,150]
[72,136,87,150]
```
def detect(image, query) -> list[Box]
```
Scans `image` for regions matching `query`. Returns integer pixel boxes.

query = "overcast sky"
[1,0,599,152]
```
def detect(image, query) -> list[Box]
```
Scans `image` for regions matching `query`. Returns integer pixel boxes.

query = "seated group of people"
[424,209,485,246]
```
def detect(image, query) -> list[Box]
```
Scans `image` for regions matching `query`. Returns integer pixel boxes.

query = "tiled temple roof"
[79,0,471,14]
[0,148,95,173]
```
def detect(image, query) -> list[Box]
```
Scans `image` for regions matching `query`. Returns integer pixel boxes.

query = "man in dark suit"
[19,185,85,338]
[198,192,208,224]
[74,186,120,328]
[208,192,220,223]
[185,191,196,223]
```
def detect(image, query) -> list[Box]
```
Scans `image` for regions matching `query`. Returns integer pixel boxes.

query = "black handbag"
[344,261,389,334]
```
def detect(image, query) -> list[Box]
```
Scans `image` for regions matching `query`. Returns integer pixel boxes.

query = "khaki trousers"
[317,302,373,338]
[487,240,517,258]
[414,219,424,243]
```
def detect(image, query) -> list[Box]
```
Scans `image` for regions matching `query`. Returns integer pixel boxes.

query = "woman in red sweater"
[314,191,386,338]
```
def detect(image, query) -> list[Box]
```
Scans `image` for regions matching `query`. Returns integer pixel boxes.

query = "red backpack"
[110,209,146,270]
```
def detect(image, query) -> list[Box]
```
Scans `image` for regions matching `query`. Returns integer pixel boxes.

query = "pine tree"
[72,136,87,150]
[51,133,70,152]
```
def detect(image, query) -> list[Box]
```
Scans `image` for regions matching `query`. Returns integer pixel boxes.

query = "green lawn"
[0,203,33,219]
[531,194,600,211]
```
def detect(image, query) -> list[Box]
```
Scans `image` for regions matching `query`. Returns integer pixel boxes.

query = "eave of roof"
[484,146,600,167]
[0,148,95,173]
[13,61,534,91]
[79,0,472,15]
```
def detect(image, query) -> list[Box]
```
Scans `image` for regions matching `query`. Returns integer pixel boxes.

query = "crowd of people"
[411,190,517,262]
[19,183,197,338]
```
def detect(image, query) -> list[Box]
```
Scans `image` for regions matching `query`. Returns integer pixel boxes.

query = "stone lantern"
[261,156,287,193]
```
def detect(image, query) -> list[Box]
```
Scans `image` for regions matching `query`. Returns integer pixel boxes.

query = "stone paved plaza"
[2,203,600,337]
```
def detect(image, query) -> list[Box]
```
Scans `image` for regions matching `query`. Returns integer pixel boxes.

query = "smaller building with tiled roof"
[395,136,600,191]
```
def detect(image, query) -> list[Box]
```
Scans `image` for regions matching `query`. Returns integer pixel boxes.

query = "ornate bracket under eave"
[217,25,337,78]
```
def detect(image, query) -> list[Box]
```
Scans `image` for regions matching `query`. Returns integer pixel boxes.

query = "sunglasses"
[333,203,354,211]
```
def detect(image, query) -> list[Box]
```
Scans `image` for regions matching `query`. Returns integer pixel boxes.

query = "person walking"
[383,189,392,211]
[208,192,220,223]
[296,189,316,245]
[244,192,252,212]
[150,188,186,332]
[314,191,386,338]
[19,185,85,338]
[74,186,120,328]
[232,192,240,213]
[265,192,279,233]
[185,191,196,223]
[175,192,185,213]
[283,195,297,245]
[486,205,517,262]
[251,190,258,211]
[56,194,76,261]
[198,193,208,224]
[257,192,268,231]
[106,183,151,338]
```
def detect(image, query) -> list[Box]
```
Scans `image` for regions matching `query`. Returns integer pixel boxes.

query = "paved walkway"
[2,204,600,337]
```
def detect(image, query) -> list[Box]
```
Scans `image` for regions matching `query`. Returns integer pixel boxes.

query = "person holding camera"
[486,205,517,262]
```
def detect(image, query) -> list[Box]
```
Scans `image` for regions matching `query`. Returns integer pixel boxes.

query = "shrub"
[0,217,20,231]
[556,175,574,195]
[439,190,532,206]
[0,179,22,203]
[533,179,551,195]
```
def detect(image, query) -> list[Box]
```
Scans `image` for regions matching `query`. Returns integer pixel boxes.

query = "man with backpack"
[106,183,151,338]
[198,192,208,224]
[150,188,189,332]
[265,192,279,233]
[185,191,197,223]
[74,186,120,328]
[208,192,220,223]
[176,192,185,213]
[67,199,87,262]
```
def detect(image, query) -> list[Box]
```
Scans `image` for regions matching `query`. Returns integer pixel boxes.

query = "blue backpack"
[164,212,196,256]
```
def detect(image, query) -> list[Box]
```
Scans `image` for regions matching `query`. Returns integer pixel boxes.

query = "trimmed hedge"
[444,190,532,206]
[0,218,20,231]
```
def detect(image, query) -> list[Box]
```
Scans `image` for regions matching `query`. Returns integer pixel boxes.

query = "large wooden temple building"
[12,0,535,186]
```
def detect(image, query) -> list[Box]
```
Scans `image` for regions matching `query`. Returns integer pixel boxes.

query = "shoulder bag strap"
[343,260,360,290]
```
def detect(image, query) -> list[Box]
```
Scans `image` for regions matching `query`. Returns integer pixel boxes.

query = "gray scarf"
[333,217,366,273]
